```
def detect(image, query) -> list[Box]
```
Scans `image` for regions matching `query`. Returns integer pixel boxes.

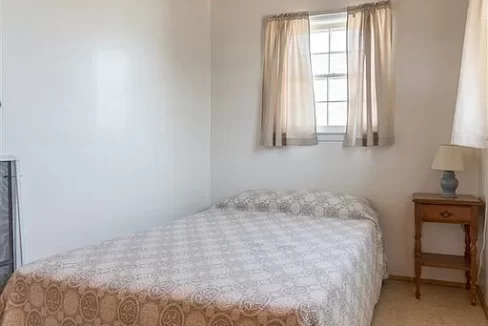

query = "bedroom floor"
[372,280,488,325]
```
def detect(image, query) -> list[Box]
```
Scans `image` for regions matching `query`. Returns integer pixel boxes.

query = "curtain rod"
[311,0,390,16]
[310,8,347,17]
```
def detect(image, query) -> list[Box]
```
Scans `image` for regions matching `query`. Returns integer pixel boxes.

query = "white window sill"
[317,125,345,143]
[317,132,345,143]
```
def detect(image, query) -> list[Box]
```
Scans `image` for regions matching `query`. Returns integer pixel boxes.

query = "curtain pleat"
[261,13,318,147]
[344,1,394,147]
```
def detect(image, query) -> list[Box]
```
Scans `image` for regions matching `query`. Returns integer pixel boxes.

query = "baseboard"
[389,275,488,320]
[389,275,466,288]
[477,285,488,320]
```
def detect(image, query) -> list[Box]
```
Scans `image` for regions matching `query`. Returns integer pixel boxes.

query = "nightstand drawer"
[421,205,471,222]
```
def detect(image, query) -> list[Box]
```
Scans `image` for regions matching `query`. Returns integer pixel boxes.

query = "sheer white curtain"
[344,1,394,147]
[451,0,487,149]
[261,13,317,147]
[451,0,487,283]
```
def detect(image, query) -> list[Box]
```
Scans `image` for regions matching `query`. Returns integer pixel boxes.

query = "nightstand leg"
[415,208,422,299]
[470,221,478,306]
[464,225,471,290]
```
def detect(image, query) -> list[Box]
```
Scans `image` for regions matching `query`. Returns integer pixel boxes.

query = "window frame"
[310,13,348,141]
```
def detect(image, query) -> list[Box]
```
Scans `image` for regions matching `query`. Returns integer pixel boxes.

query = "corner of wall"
[480,148,488,302]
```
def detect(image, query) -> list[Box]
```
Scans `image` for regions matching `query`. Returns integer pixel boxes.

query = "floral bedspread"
[0,190,386,326]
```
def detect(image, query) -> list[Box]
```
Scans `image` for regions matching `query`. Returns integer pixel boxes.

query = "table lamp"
[431,144,465,198]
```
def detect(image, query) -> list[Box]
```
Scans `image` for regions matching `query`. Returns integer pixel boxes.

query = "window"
[310,13,348,137]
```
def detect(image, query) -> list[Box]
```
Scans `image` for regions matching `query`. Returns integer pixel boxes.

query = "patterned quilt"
[0,190,386,326]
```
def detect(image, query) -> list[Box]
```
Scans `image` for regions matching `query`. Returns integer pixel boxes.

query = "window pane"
[316,102,328,126]
[310,31,329,54]
[313,79,328,102]
[330,28,346,52]
[329,77,347,101]
[330,53,346,74]
[311,54,329,75]
[328,102,348,126]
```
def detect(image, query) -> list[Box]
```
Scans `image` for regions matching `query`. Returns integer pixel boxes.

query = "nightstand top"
[413,193,483,205]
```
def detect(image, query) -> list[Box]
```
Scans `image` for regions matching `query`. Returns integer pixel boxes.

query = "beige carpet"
[372,280,487,325]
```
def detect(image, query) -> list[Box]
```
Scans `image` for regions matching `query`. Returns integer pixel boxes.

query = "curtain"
[344,1,394,147]
[261,12,317,147]
[451,0,487,149]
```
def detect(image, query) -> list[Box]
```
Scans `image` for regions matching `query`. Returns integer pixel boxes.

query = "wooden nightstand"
[413,193,484,305]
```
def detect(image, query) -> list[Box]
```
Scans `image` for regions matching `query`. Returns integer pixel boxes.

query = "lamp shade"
[431,145,465,172]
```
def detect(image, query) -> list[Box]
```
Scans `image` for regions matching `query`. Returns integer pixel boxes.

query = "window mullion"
[314,73,346,79]
[313,50,345,55]
[327,28,331,126]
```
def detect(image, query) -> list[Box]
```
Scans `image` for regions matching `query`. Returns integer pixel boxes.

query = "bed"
[0,190,387,326]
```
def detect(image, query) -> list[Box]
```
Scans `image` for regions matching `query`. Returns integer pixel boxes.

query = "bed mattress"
[0,191,386,326]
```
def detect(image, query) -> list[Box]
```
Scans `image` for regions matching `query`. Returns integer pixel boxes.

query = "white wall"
[481,150,487,299]
[211,0,480,281]
[1,0,211,262]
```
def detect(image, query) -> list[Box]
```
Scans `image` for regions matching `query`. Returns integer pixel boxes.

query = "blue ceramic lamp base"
[440,170,459,198]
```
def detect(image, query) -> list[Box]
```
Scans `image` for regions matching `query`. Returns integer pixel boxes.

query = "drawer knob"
[440,211,454,218]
